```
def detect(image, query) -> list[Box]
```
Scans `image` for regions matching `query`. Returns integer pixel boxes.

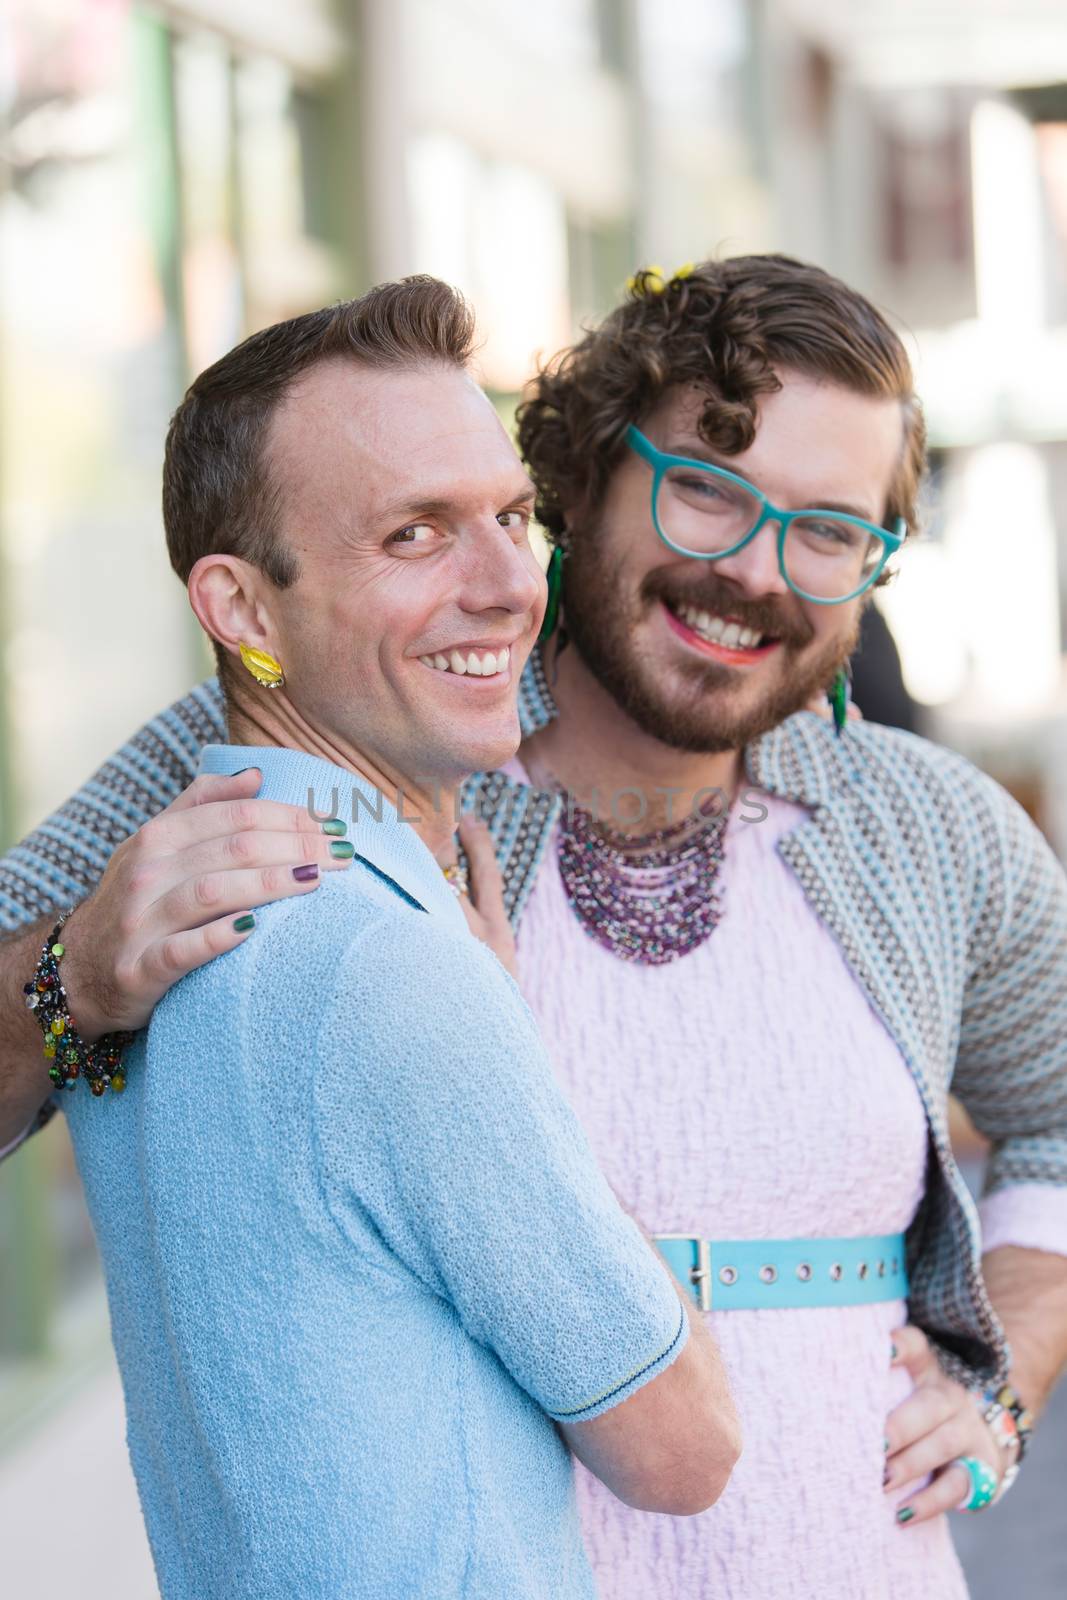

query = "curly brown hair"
[516,254,925,556]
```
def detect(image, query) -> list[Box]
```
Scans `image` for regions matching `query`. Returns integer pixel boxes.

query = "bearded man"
[2,255,1066,1599]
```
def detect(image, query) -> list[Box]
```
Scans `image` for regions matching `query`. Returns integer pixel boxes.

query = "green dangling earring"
[827,667,851,739]
[538,543,565,643]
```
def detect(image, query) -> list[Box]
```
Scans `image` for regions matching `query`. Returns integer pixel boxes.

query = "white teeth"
[422,647,511,676]
[679,605,762,650]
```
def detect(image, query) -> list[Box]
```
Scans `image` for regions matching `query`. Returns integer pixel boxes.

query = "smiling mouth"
[661,600,782,661]
[418,645,511,679]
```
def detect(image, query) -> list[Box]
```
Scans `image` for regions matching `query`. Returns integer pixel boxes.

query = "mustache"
[641,572,815,648]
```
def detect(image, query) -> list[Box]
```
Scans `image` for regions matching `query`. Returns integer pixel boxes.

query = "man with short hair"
[0,277,740,1599]
[2,255,1067,1598]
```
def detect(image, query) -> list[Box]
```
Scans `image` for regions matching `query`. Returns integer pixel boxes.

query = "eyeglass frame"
[625,424,906,606]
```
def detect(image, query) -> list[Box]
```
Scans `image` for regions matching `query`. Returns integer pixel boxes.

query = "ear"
[187,554,277,668]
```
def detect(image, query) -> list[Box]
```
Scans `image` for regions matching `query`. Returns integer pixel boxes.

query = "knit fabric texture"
[4,662,1067,1387]
[55,744,686,1600]
[511,780,968,1599]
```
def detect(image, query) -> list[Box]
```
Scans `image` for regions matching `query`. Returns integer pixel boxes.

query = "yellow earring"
[238,643,285,690]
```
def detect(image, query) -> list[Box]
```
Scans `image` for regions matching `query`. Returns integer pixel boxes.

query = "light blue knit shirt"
[60,744,687,1600]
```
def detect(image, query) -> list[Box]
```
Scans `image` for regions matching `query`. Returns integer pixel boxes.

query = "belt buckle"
[657,1234,712,1313]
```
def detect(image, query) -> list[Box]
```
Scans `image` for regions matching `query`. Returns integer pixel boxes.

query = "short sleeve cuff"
[546,1299,689,1424]
[980,1183,1067,1258]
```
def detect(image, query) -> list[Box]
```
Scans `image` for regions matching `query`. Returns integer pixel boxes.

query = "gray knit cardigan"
[3,660,1067,1387]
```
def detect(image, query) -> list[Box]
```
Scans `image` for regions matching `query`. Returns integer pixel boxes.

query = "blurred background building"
[1,1,1066,1594]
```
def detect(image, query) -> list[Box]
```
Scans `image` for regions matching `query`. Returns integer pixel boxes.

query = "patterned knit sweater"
[3,663,1067,1388]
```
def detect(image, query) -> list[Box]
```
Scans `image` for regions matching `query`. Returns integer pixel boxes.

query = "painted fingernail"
[233,914,256,933]
[292,864,319,882]
[329,840,355,860]
[321,819,347,837]
[896,1507,914,1524]
[890,1343,898,1360]
[884,1438,891,1454]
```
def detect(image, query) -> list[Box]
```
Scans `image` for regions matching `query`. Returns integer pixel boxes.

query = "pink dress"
[509,774,968,1600]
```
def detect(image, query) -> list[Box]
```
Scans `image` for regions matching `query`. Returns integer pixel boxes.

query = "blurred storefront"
[0,0,352,1463]
[2,1,1067,1594]
[753,0,1067,845]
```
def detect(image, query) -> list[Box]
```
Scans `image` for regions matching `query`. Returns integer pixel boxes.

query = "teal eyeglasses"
[625,425,906,605]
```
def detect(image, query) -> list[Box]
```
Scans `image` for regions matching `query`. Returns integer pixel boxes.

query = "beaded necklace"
[556,790,729,965]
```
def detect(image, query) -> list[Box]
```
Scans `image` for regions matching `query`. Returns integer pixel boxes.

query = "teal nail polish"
[321,819,347,837]
[896,1507,914,1525]
[884,1438,890,1454]
[329,840,355,860]
[890,1343,898,1360]
[233,914,256,933]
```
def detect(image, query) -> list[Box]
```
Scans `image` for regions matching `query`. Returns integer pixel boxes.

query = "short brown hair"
[163,276,477,591]
[517,254,925,555]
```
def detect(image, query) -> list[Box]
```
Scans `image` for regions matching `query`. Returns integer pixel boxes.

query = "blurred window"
[407,133,572,393]
[0,0,342,1446]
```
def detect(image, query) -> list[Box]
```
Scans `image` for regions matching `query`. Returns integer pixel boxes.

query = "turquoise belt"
[654,1232,909,1313]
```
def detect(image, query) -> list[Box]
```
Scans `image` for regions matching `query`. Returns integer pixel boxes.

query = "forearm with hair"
[0,920,55,1148]
[983,1244,1067,1419]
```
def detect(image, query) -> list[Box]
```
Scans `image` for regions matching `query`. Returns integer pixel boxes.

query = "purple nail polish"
[292,863,319,883]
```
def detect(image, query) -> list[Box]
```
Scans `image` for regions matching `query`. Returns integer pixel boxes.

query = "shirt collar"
[198,744,466,928]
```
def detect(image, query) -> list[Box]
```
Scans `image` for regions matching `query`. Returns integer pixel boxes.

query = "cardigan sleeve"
[0,680,225,1159]
[979,1184,1067,1257]
[952,775,1067,1205]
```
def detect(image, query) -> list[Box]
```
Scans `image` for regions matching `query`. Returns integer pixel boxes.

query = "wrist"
[25,914,134,1098]
[53,902,111,1041]
[0,922,56,1121]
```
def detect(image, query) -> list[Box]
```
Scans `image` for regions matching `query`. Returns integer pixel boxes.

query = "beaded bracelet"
[24,915,134,1097]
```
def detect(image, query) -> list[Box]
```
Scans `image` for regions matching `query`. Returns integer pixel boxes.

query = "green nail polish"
[896,1507,915,1524]
[890,1343,898,1360]
[884,1438,890,1454]
[329,840,355,860]
[321,819,347,837]
[233,914,256,933]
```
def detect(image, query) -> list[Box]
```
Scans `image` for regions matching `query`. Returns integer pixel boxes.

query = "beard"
[559,532,860,755]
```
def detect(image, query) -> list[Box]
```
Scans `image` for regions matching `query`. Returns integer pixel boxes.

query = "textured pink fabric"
[979,1183,1067,1257]
[508,771,969,1600]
